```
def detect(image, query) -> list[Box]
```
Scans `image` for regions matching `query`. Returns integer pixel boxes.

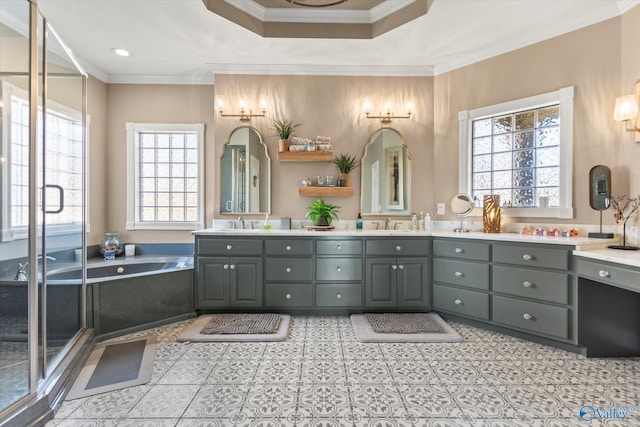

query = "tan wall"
[87,76,108,245]
[433,16,625,225]
[105,84,216,243]
[213,74,434,223]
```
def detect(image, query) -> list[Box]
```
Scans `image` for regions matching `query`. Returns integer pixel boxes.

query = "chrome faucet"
[385,217,391,230]
[15,255,56,281]
[237,216,245,230]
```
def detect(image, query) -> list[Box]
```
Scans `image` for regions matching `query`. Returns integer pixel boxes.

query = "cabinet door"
[229,257,263,307]
[197,257,229,307]
[365,257,397,307]
[397,257,429,307]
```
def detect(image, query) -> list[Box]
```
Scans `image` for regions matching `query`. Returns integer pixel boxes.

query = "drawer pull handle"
[226,245,232,250]
[454,271,464,277]
[598,270,610,278]
[454,248,463,254]
[117,267,125,274]
[523,313,533,320]
[454,298,463,305]
[285,293,291,300]
[286,267,292,273]
[337,266,341,272]
[223,264,229,270]
[522,281,533,288]
[398,265,404,270]
[336,293,342,299]
[286,245,292,251]
[230,264,235,270]
[337,245,342,250]
[395,245,402,251]
[522,254,533,261]
[392,265,398,270]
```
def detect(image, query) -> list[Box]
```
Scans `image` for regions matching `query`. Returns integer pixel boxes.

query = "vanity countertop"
[193,228,617,249]
[573,248,640,269]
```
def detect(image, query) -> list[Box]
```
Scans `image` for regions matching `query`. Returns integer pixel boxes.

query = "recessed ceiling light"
[111,48,130,57]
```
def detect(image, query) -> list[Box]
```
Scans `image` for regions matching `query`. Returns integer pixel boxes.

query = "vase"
[316,216,330,227]
[100,232,123,255]
[278,139,289,153]
[339,173,351,187]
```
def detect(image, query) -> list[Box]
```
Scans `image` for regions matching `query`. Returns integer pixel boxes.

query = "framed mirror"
[451,193,474,232]
[361,128,412,215]
[220,126,271,214]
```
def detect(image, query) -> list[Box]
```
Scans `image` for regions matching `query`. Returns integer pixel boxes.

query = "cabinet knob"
[392,265,398,270]
[286,267,292,273]
[230,264,235,270]
[285,293,291,299]
[398,265,405,270]
[336,293,342,299]
[454,271,464,277]
[337,266,341,272]
[523,313,533,320]
[454,298,463,305]
[522,254,533,261]
[226,245,232,250]
[395,245,402,251]
[454,247,463,254]
[117,267,125,274]
[286,245,292,251]
[522,281,533,288]
[598,270,610,278]
[337,245,342,250]
[223,264,229,269]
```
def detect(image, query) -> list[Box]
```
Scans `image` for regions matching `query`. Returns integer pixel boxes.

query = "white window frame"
[126,122,205,231]
[459,86,574,219]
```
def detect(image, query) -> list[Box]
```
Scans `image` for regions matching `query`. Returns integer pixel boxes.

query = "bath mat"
[200,313,281,335]
[66,336,156,400]
[177,314,290,342]
[350,313,463,343]
[365,312,444,334]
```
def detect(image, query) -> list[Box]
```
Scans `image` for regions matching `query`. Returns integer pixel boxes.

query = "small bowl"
[263,224,272,230]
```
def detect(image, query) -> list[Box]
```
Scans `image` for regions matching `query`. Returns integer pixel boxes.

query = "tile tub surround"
[48,317,640,426]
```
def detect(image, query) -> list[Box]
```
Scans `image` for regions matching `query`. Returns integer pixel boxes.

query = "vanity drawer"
[366,239,430,257]
[316,239,363,255]
[433,284,489,320]
[197,238,262,256]
[493,244,570,270]
[576,259,640,293]
[264,284,313,307]
[493,265,569,304]
[432,258,489,290]
[265,258,313,282]
[316,258,362,281]
[315,283,362,307]
[265,239,313,256]
[492,295,569,340]
[433,240,490,261]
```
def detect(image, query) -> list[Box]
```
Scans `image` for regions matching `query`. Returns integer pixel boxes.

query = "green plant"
[332,153,359,174]
[272,118,300,140]
[305,198,340,226]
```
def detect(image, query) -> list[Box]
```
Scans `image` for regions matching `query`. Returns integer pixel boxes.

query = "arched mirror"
[220,126,270,214]
[361,128,412,214]
[451,193,474,232]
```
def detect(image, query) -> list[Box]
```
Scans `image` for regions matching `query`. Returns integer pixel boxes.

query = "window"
[459,87,574,218]
[126,122,205,230]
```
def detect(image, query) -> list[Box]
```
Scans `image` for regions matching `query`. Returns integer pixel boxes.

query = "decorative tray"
[304,225,335,231]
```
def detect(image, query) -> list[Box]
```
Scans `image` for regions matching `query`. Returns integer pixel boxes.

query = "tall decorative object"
[100,232,123,255]
[608,195,640,250]
[483,195,501,233]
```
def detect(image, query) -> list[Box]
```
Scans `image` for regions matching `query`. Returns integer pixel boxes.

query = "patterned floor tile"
[297,383,352,419]
[240,383,299,419]
[158,359,215,385]
[302,358,347,383]
[116,419,179,427]
[66,385,151,419]
[206,358,261,384]
[126,384,199,418]
[345,360,393,384]
[449,385,518,418]
[182,384,247,418]
[396,384,463,418]
[349,383,406,419]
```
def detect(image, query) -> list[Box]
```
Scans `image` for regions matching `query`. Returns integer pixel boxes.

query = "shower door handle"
[43,184,65,214]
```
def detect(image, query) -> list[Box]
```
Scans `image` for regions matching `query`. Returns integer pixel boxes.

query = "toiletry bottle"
[424,213,432,230]
[411,213,418,231]
[356,213,363,230]
[419,212,425,231]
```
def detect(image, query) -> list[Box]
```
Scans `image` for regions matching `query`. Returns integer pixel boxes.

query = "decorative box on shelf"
[278,151,333,162]
[299,186,354,197]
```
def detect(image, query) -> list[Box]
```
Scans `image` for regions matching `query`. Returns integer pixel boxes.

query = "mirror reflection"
[361,128,412,214]
[220,127,270,214]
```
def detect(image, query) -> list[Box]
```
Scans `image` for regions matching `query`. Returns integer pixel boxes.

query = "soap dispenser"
[356,213,363,230]
[411,213,418,231]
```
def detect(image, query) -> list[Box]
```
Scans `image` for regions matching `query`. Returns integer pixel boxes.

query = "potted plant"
[332,153,359,187]
[306,198,340,227]
[272,118,300,152]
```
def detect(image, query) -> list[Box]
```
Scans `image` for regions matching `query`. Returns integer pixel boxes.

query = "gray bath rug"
[365,312,444,334]
[351,312,463,343]
[200,313,281,334]
[177,314,291,342]
[66,336,156,400]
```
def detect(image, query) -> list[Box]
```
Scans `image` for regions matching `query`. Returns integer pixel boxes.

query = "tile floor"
[47,317,640,426]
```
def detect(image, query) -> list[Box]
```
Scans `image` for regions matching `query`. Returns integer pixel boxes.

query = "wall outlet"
[437,203,445,215]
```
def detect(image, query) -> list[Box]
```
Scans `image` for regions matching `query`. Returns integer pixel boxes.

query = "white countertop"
[573,248,640,269]
[193,228,617,249]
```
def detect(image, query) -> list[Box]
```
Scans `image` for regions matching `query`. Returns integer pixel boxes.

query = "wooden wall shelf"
[299,186,354,197]
[278,151,333,162]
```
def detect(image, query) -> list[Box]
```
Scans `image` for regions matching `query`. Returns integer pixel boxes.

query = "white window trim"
[126,122,205,231]
[458,86,574,219]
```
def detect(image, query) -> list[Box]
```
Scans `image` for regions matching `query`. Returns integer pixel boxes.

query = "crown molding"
[208,63,434,77]
[370,0,416,22]
[107,74,214,85]
[617,0,639,14]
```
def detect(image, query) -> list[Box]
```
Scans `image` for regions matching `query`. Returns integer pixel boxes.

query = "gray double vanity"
[193,229,640,357]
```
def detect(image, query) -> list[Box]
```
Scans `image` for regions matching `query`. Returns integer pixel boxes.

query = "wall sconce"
[613,80,640,142]
[218,97,266,121]
[483,195,501,233]
[364,100,412,123]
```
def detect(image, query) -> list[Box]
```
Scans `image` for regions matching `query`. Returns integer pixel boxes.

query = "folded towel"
[316,136,332,142]
[290,136,313,145]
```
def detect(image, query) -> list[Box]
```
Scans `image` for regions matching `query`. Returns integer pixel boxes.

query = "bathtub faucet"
[236,216,245,229]
[15,255,56,281]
